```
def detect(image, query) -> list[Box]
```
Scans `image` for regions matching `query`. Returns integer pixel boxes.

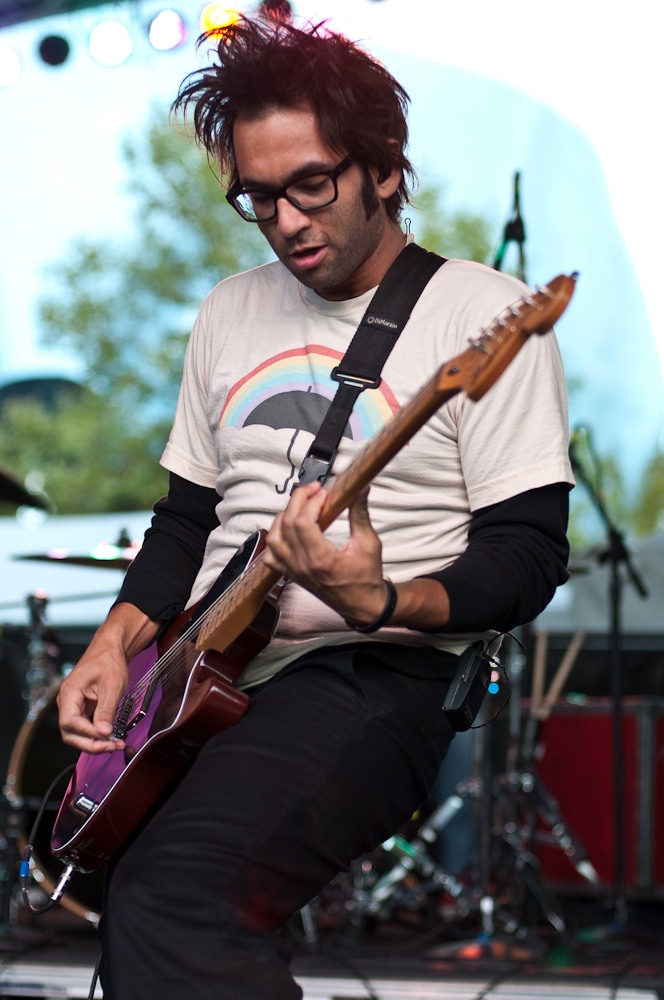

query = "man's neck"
[314,222,407,302]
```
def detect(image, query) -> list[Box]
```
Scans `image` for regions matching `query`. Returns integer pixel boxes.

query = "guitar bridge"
[112,695,135,740]
[125,709,147,733]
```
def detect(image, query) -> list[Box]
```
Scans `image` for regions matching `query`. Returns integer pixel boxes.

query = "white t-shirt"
[161,251,574,688]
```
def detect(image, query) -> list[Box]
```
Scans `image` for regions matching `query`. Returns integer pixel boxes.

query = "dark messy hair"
[172,17,415,222]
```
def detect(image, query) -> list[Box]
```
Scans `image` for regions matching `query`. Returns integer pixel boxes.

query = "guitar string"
[114,552,270,718]
[114,290,539,722]
[122,546,281,714]
[127,558,276,713]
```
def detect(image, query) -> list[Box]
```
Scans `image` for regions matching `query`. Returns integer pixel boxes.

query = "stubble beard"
[264,175,387,295]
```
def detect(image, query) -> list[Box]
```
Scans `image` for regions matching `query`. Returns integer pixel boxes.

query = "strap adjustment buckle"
[330,367,381,391]
[294,449,338,490]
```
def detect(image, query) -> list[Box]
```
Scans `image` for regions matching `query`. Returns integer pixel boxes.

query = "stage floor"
[1,904,663,999]
[0,958,660,1000]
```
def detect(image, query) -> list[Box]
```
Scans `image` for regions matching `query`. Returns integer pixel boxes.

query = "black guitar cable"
[18,763,76,915]
[87,950,103,1000]
[18,763,104,997]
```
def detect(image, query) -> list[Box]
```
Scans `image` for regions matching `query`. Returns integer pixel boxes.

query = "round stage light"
[0,43,21,87]
[89,21,133,67]
[199,3,240,34]
[149,10,187,50]
[39,35,71,66]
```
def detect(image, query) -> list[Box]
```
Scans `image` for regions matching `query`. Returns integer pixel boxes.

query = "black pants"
[99,643,456,999]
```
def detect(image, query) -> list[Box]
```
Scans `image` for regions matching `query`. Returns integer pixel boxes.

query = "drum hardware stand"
[23,593,60,713]
[482,632,604,949]
[425,677,557,959]
[300,638,599,951]
[516,629,602,893]
[429,635,597,957]
[356,809,470,919]
[570,426,648,926]
[0,588,115,943]
[299,787,474,946]
[0,794,49,950]
[302,645,562,950]
[0,593,62,948]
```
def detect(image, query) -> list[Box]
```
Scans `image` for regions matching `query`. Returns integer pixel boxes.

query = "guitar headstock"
[437,273,577,402]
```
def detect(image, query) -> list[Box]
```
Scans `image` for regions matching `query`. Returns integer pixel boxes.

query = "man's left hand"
[263,482,392,627]
[264,483,452,630]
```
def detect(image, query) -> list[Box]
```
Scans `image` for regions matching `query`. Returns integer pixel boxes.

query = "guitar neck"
[319,368,464,530]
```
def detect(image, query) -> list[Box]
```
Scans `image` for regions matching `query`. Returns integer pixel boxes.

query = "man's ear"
[376,138,402,202]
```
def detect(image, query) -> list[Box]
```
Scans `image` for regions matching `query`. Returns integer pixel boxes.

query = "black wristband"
[345,579,398,634]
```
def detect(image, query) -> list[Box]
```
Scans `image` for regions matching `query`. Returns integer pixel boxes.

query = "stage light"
[149,10,187,51]
[39,35,70,66]
[89,21,133,67]
[199,3,240,34]
[0,43,21,87]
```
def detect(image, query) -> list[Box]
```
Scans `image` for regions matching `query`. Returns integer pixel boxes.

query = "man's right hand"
[57,603,160,754]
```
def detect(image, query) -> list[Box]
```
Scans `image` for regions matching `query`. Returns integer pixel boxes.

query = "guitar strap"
[298,242,447,486]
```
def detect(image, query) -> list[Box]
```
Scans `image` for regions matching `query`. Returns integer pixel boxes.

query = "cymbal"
[15,553,133,571]
[14,529,141,572]
[0,468,47,509]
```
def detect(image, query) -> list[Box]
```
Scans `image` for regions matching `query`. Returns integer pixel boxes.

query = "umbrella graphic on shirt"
[243,386,351,438]
[243,386,352,494]
[218,345,400,492]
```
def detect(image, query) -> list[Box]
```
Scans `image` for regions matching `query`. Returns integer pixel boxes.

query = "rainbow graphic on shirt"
[218,345,400,441]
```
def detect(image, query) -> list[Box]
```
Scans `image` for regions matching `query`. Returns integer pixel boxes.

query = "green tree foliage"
[567,451,629,553]
[409,185,493,264]
[39,113,268,414]
[20,112,270,514]
[631,450,664,536]
[567,436,664,551]
[0,394,169,514]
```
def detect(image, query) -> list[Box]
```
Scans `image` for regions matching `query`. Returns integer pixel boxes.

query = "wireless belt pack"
[442,641,491,732]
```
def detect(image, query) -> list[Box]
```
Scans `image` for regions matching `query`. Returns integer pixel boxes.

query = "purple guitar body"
[51,532,280,872]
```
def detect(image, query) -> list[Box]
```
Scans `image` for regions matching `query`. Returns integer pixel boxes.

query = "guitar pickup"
[74,794,98,815]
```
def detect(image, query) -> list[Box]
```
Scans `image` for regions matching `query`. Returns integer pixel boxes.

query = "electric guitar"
[51,274,576,873]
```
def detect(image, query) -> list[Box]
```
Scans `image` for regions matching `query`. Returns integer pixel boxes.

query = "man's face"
[232,106,389,297]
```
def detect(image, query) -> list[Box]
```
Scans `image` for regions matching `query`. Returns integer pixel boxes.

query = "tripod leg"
[300,903,317,945]
[532,772,601,890]
[516,856,566,936]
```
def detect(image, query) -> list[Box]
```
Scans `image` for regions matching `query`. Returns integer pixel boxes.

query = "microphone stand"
[569,430,647,925]
[493,171,526,284]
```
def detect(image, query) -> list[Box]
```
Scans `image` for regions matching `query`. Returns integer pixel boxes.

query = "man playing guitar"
[57,17,573,999]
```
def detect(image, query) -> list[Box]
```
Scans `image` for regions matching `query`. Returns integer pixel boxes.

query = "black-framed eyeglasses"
[226,156,354,223]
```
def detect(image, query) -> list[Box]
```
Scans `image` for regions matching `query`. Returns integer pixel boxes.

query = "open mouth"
[290,245,327,269]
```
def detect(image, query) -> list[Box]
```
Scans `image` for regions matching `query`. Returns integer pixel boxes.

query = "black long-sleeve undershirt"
[116,473,221,623]
[422,483,570,632]
[116,472,570,632]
